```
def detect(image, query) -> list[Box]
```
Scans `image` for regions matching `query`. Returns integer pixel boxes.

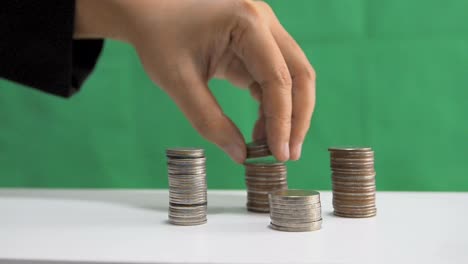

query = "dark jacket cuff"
[0,0,103,97]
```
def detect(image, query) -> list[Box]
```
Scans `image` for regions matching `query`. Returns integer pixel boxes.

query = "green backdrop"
[0,0,467,191]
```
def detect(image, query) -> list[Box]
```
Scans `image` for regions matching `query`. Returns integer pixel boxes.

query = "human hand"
[75,0,316,163]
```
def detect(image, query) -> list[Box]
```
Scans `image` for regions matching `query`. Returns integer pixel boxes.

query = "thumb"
[162,65,246,163]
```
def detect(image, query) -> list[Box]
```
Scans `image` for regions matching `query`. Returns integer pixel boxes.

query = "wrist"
[74,0,133,42]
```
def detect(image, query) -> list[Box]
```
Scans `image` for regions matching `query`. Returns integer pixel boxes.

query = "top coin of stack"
[166,147,207,225]
[269,190,322,232]
[246,139,272,159]
[328,147,377,218]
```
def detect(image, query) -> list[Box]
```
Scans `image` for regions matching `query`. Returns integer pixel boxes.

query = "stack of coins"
[328,147,377,218]
[246,139,272,159]
[269,190,322,232]
[166,148,207,225]
[244,160,288,213]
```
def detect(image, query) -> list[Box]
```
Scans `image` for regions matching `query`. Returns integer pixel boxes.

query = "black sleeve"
[0,0,103,97]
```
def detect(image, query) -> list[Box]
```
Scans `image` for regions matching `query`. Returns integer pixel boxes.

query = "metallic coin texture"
[329,146,377,218]
[268,189,322,232]
[166,148,207,225]
[244,159,288,213]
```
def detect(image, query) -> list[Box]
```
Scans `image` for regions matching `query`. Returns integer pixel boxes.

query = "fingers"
[262,3,316,161]
[231,1,292,161]
[214,51,255,89]
[163,62,246,163]
[252,106,267,141]
[249,82,266,140]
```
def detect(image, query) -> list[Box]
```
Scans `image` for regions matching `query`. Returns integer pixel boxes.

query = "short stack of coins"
[269,190,322,232]
[166,148,207,225]
[246,140,272,158]
[328,147,377,218]
[244,160,288,212]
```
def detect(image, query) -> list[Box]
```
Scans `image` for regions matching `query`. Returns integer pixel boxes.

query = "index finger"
[231,4,292,161]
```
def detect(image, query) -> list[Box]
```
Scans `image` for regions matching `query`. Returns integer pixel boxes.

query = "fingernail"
[225,143,245,164]
[291,143,302,161]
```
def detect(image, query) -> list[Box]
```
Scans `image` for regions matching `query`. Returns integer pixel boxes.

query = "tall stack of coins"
[269,190,322,232]
[328,147,377,218]
[166,148,207,225]
[244,160,288,213]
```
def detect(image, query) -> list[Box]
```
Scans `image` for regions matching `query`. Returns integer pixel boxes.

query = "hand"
[75,0,316,163]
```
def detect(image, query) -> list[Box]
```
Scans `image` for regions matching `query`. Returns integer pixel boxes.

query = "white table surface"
[0,189,467,264]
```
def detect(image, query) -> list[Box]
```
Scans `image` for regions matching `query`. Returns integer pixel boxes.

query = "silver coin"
[270,213,322,222]
[333,191,376,196]
[245,177,287,183]
[333,210,377,218]
[166,147,204,156]
[244,160,285,166]
[332,184,376,190]
[248,187,288,194]
[332,201,376,208]
[332,181,376,187]
[248,189,284,195]
[169,195,207,201]
[169,211,207,216]
[271,216,322,225]
[270,206,322,216]
[269,202,321,210]
[333,207,377,214]
[247,184,288,189]
[169,192,207,197]
[168,218,207,226]
[169,198,207,204]
[270,212,322,219]
[269,189,320,200]
[331,163,375,168]
[168,166,206,172]
[170,204,206,209]
[169,208,207,214]
[270,219,322,229]
[269,223,321,232]
[168,171,206,176]
[169,178,206,183]
[268,197,321,206]
[328,147,372,152]
[169,195,207,200]
[169,212,207,218]
[332,175,376,182]
[331,156,375,161]
[169,199,207,204]
[332,203,375,209]
[246,182,287,186]
[169,182,206,187]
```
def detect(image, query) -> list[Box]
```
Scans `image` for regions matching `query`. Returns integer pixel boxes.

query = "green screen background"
[0,0,467,191]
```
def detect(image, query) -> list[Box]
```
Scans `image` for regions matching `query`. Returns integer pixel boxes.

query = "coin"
[269,220,322,232]
[333,210,377,218]
[166,147,205,158]
[246,139,272,159]
[268,189,323,232]
[328,147,372,152]
[271,218,323,228]
[270,211,322,221]
[269,189,320,202]
[167,148,207,225]
[329,147,377,218]
[268,203,321,210]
